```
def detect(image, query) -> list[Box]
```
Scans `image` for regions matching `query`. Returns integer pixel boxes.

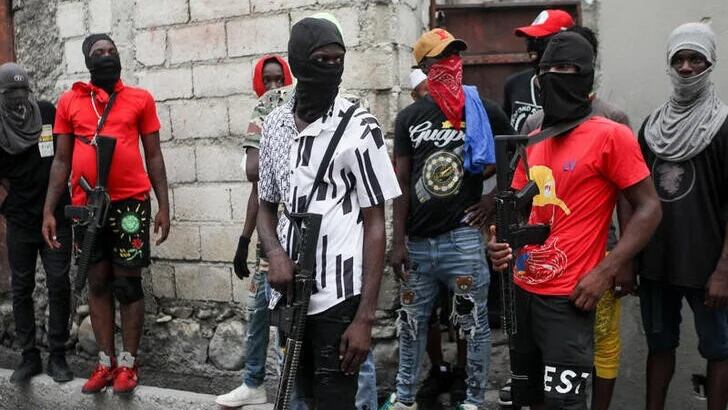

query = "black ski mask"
[82,33,121,95]
[288,18,345,123]
[538,32,594,128]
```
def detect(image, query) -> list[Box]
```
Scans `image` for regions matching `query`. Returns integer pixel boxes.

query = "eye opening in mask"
[538,63,580,75]
[309,43,345,65]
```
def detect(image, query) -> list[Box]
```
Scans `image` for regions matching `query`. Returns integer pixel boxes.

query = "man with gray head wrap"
[637,22,728,410]
[0,63,73,384]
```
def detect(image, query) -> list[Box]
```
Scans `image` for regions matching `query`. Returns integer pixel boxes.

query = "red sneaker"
[113,365,138,394]
[81,362,115,394]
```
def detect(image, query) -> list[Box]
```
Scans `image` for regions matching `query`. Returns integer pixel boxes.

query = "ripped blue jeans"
[396,227,491,407]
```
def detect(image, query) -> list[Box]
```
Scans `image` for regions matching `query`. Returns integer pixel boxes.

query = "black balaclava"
[538,31,594,128]
[82,33,121,95]
[288,18,345,123]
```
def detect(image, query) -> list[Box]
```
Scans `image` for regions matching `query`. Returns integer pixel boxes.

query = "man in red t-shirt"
[488,32,661,409]
[42,34,170,395]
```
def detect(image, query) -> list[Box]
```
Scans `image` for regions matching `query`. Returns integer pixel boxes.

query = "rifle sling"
[301,101,360,213]
[517,115,592,180]
[77,92,118,145]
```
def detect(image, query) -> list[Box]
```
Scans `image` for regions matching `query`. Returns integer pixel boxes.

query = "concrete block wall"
[43,0,428,308]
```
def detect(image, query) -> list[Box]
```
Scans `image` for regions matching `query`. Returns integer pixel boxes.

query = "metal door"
[433,1,581,105]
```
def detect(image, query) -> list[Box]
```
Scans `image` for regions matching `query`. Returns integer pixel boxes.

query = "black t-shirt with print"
[502,68,541,132]
[637,118,728,288]
[394,94,513,238]
[0,100,69,232]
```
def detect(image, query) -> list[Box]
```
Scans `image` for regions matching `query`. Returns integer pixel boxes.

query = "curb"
[0,368,273,410]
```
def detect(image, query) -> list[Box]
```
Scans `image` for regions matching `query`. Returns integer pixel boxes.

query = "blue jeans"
[356,351,378,410]
[242,254,281,387]
[396,227,491,407]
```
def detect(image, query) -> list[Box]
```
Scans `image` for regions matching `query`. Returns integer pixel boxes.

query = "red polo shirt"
[54,80,161,205]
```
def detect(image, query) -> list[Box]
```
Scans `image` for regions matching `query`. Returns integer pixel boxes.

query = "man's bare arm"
[706,222,728,309]
[391,156,411,279]
[141,132,170,245]
[242,148,260,240]
[42,134,74,248]
[340,204,386,374]
[233,148,260,279]
[571,177,662,310]
[257,199,283,256]
[258,199,295,293]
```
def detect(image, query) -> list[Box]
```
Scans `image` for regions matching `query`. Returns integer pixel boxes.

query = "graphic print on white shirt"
[258,95,401,315]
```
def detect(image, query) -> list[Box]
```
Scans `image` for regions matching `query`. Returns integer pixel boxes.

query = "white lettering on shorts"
[544,365,591,395]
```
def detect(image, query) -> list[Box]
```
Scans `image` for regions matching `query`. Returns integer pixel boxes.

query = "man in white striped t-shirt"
[257,17,400,409]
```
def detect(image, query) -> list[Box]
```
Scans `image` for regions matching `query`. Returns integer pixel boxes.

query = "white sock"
[99,351,112,368]
[117,351,135,368]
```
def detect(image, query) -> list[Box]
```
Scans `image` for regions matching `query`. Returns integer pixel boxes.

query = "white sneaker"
[215,383,267,407]
[455,404,478,410]
[379,393,418,410]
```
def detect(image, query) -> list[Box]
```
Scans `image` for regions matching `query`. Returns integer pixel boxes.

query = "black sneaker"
[498,379,513,406]
[10,351,42,384]
[450,367,467,403]
[47,354,74,383]
[416,362,452,399]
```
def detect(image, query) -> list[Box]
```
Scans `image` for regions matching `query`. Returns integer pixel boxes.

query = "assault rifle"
[494,117,591,341]
[271,212,322,410]
[65,136,116,292]
[494,134,549,340]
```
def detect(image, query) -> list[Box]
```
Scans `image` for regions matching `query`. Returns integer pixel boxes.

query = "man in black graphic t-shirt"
[394,90,511,237]
[502,9,574,132]
[637,23,728,410]
[383,29,512,410]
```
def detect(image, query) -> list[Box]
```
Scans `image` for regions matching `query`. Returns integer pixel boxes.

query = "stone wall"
[1,0,429,396]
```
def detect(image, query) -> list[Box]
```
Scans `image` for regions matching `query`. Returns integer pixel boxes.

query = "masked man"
[520,25,632,410]
[382,28,512,410]
[503,9,574,132]
[0,63,73,384]
[637,22,728,410]
[42,33,170,395]
[488,32,661,410]
[257,18,400,409]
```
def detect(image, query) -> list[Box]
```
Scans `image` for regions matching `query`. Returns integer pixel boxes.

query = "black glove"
[233,235,251,279]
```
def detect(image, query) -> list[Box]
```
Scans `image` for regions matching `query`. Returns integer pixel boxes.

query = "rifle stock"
[64,136,116,292]
[273,212,322,410]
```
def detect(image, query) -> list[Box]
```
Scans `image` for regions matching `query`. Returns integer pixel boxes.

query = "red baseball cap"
[515,10,575,38]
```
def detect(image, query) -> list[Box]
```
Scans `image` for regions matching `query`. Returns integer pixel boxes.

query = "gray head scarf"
[0,63,42,155]
[644,22,728,162]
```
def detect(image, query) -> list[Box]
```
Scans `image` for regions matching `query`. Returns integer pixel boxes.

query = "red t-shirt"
[511,116,649,296]
[54,80,160,205]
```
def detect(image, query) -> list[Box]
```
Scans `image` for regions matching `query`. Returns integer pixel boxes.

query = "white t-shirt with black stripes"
[259,95,401,315]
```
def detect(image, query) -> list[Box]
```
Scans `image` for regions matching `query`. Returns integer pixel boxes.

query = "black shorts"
[510,285,594,409]
[73,198,151,269]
